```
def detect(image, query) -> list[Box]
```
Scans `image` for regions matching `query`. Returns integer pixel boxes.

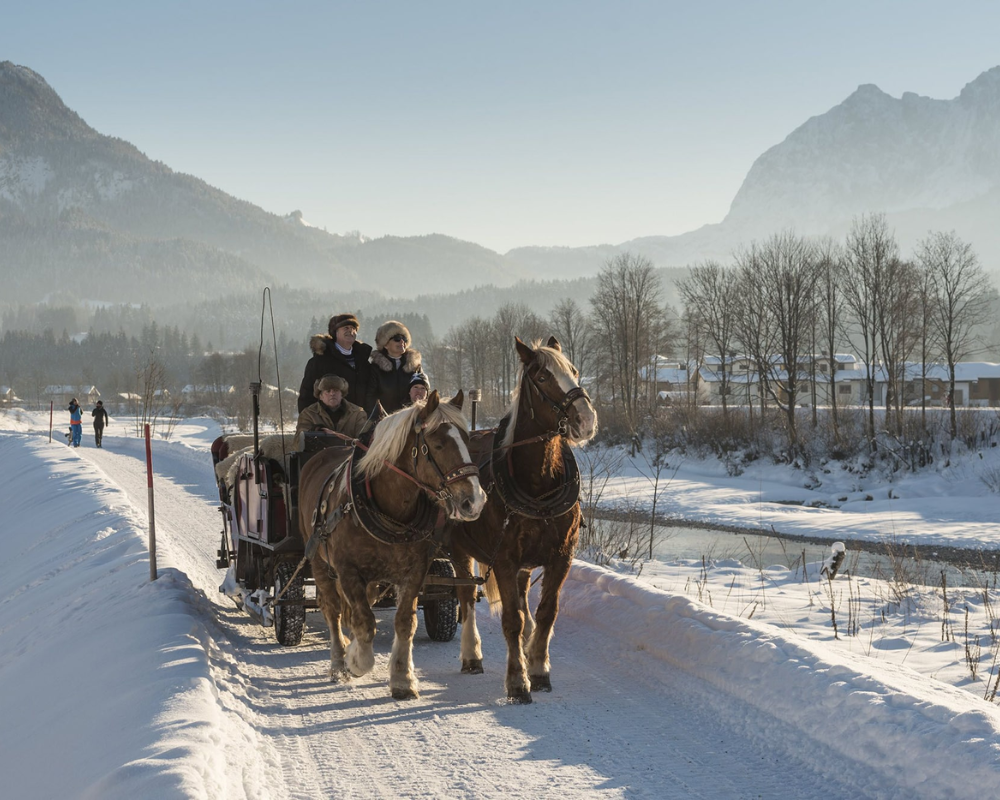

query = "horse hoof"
[507,690,532,705]
[462,658,484,674]
[329,668,350,683]
[529,674,552,692]
[391,687,419,700]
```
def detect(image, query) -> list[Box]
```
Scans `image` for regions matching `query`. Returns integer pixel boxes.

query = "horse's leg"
[313,562,349,681]
[341,567,377,677]
[455,553,483,674]
[525,555,571,693]
[518,568,535,645]
[496,566,532,703]
[389,576,423,700]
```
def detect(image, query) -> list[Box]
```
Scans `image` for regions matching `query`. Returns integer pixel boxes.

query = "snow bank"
[561,561,1000,799]
[0,435,267,799]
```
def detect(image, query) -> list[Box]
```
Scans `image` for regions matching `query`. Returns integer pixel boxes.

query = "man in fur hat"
[369,320,423,413]
[297,313,373,413]
[293,374,367,450]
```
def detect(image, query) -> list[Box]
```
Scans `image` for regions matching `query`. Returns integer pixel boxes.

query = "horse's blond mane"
[357,399,469,479]
[501,342,579,449]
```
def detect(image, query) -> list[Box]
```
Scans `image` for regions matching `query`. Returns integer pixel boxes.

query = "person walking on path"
[68,398,82,447]
[91,400,110,448]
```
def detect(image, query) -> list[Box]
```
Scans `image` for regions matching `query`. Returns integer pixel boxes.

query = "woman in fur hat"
[297,313,373,413]
[293,374,367,450]
[368,320,422,414]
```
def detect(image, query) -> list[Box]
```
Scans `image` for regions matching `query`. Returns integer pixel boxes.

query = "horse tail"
[479,563,502,615]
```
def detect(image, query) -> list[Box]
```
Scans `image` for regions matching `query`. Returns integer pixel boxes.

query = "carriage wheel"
[273,561,306,646]
[423,559,459,642]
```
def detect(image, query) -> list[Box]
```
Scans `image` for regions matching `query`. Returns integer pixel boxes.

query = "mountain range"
[2,60,999,312]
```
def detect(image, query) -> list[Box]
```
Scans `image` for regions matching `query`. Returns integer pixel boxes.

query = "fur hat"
[409,372,429,390]
[375,320,411,350]
[314,374,349,398]
[327,313,360,337]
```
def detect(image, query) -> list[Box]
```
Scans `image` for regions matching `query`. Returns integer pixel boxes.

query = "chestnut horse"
[299,390,486,699]
[451,337,597,703]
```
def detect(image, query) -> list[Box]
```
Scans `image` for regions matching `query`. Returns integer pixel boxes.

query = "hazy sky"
[4,1,999,253]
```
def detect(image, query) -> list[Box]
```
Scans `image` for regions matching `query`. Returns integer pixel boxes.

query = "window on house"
[819,364,828,373]
[838,384,851,395]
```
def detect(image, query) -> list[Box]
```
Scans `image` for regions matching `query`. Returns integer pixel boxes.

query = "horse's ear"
[448,389,465,410]
[418,390,440,421]
[546,336,562,352]
[515,337,535,365]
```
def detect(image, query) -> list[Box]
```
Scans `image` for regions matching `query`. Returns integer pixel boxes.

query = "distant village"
[5,355,1000,416]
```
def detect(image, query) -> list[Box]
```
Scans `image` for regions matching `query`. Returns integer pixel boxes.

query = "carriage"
[211,419,463,647]
[212,337,595,702]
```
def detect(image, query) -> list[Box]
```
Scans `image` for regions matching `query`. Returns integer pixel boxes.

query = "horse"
[450,337,597,703]
[298,390,486,699]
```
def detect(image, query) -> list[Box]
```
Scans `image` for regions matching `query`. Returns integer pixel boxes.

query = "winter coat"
[297,335,373,413]
[68,402,82,425]
[368,348,422,414]
[92,406,110,428]
[293,399,367,450]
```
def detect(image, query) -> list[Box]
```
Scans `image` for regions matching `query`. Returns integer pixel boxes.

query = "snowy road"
[6,422,1000,799]
[71,435,883,799]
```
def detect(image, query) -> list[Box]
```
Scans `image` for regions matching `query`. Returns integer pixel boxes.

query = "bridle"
[409,422,480,503]
[519,361,591,439]
[320,424,479,504]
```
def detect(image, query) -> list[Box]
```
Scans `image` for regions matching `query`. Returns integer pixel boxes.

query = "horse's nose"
[461,497,476,516]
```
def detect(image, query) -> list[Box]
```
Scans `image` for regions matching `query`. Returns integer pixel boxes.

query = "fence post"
[469,388,482,431]
[145,423,158,581]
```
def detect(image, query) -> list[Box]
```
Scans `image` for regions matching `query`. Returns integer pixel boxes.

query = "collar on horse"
[312,426,478,547]
[486,414,581,520]
[477,360,589,520]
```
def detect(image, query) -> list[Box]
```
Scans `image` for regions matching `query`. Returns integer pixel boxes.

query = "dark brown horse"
[451,337,597,703]
[299,390,486,699]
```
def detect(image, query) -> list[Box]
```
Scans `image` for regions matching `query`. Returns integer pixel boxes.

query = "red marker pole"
[49,400,53,443]
[145,423,158,581]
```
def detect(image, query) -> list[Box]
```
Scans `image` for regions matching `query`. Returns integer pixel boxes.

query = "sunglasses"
[389,334,408,344]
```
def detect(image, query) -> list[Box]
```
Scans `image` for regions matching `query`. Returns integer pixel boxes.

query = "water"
[590,518,1000,589]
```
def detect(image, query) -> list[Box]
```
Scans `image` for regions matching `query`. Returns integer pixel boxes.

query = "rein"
[318,427,478,504]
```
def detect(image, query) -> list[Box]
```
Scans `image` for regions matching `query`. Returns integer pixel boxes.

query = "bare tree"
[678,260,740,422]
[919,231,997,439]
[492,303,546,403]
[815,239,846,437]
[874,257,921,436]
[591,253,665,431]
[549,298,593,380]
[842,213,897,451]
[132,350,168,437]
[740,232,819,450]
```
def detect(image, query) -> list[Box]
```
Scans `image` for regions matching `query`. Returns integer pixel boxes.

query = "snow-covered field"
[2,409,1000,799]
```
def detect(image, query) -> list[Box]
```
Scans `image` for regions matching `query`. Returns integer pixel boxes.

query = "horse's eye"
[537,371,548,383]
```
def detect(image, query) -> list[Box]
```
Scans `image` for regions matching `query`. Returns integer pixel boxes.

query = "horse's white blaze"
[553,366,597,443]
[446,426,486,518]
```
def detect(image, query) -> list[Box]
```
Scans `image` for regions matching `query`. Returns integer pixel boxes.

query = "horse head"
[412,389,487,521]
[515,336,598,444]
